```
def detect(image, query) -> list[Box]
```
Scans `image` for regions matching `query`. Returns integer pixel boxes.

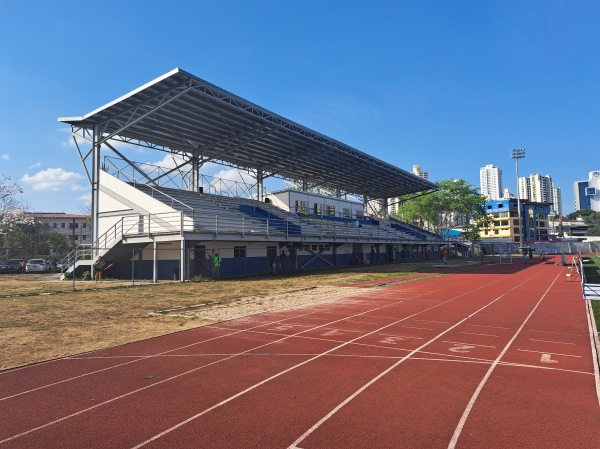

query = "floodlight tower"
[511,149,525,246]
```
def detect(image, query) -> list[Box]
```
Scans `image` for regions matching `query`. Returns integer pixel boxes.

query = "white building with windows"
[412,164,429,180]
[551,186,562,216]
[26,212,91,245]
[479,164,503,200]
[518,173,561,215]
[574,171,600,212]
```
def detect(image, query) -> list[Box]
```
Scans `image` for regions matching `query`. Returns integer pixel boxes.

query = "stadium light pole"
[512,149,525,246]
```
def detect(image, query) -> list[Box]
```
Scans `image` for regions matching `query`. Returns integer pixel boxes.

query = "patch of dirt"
[152,286,368,321]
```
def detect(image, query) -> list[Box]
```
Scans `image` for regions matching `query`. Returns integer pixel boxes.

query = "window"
[61,223,65,228]
[53,223,57,228]
[327,205,335,216]
[234,246,246,258]
[313,203,322,215]
[342,208,350,218]
[294,200,307,213]
[82,235,87,240]
[82,223,87,228]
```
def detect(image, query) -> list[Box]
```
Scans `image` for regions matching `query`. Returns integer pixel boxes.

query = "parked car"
[25,259,49,273]
[0,259,26,274]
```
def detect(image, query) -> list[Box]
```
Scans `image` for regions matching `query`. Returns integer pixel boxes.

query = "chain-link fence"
[0,245,156,296]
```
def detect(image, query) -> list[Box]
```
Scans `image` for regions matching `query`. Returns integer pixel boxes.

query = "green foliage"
[1,218,74,258]
[567,209,595,220]
[584,211,600,236]
[394,179,487,241]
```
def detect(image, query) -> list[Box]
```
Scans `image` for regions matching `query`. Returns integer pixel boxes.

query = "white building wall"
[589,170,600,211]
[551,186,562,216]
[98,171,179,242]
[265,189,364,219]
[480,164,502,200]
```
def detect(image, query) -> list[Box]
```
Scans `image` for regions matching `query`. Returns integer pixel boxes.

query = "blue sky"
[1,0,599,215]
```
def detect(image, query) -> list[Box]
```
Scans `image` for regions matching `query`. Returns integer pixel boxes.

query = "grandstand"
[58,68,449,280]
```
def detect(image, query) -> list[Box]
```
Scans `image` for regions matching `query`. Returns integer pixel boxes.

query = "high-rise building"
[412,164,429,180]
[518,174,558,212]
[479,164,503,200]
[573,180,591,211]
[574,171,600,212]
[551,186,562,216]
[518,176,531,201]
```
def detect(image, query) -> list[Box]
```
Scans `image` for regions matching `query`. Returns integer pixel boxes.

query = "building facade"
[412,164,429,180]
[479,164,503,200]
[518,173,561,216]
[26,212,91,245]
[551,186,562,216]
[478,199,551,244]
[573,171,600,212]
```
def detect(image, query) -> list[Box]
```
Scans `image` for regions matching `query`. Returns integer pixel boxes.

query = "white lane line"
[528,339,575,345]
[447,269,562,449]
[443,341,496,349]
[378,333,424,340]
[397,325,435,330]
[460,332,499,338]
[528,329,581,336]
[345,320,378,325]
[517,349,581,358]
[465,324,511,330]
[288,275,529,449]
[413,319,450,324]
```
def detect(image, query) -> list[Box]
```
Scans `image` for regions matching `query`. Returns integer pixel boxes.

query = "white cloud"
[22,168,86,192]
[28,162,41,170]
[1,154,9,160]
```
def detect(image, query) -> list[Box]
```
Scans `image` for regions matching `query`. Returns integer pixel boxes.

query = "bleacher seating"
[130,183,442,243]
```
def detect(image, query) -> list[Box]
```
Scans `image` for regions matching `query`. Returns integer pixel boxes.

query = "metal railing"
[579,256,600,301]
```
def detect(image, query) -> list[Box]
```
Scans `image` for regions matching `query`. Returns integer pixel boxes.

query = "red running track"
[1,257,599,448]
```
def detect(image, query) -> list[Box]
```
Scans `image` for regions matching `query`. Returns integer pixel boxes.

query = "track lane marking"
[517,349,581,358]
[528,338,575,345]
[460,332,499,338]
[443,340,496,348]
[447,268,563,449]
[528,329,581,336]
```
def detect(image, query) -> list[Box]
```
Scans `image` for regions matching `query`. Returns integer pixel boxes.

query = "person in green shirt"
[212,253,222,278]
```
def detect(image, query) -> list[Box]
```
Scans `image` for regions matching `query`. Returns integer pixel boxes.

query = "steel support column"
[92,123,101,256]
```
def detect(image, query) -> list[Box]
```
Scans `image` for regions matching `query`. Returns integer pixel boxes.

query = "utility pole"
[511,149,525,246]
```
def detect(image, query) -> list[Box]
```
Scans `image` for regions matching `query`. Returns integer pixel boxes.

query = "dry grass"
[0,262,459,370]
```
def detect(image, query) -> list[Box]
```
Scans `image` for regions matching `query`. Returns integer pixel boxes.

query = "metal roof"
[59,68,437,199]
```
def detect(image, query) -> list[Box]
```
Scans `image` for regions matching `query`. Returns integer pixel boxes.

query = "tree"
[0,173,29,232]
[584,211,600,236]
[567,209,595,220]
[394,179,488,240]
